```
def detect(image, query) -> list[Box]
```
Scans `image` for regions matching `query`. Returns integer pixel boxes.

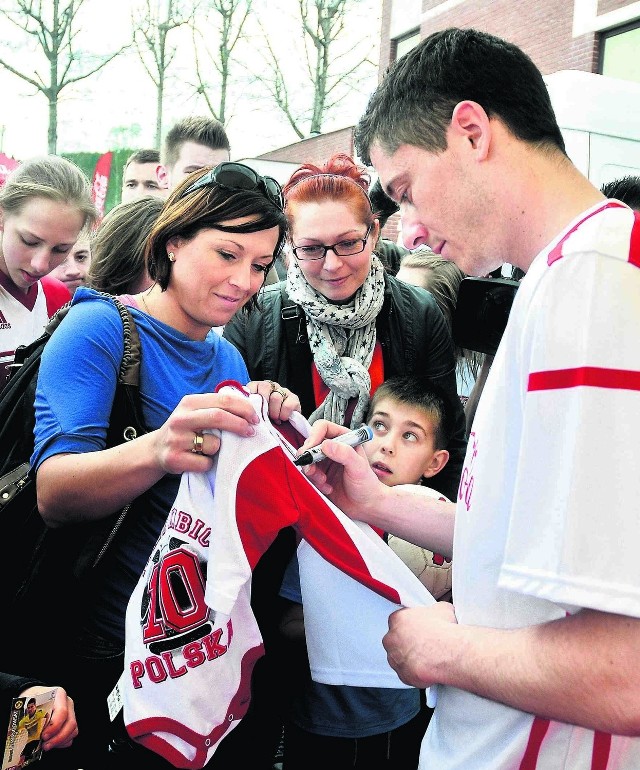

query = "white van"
[544,70,640,188]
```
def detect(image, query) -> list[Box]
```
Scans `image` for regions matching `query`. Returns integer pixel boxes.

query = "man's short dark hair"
[367,376,455,450]
[163,116,230,168]
[601,176,640,212]
[124,148,160,172]
[355,27,566,164]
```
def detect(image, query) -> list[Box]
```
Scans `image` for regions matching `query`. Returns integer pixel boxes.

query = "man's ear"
[421,449,450,479]
[450,100,492,160]
[156,164,169,190]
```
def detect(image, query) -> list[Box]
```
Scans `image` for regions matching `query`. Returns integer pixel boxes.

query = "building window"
[600,21,640,84]
[394,29,420,62]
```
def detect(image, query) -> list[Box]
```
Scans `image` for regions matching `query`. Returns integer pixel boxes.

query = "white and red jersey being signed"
[423,202,640,770]
[122,382,434,768]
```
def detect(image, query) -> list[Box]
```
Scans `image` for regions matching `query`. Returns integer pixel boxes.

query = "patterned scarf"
[286,255,386,427]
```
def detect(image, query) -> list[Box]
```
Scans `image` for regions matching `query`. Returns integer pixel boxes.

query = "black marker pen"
[294,425,374,467]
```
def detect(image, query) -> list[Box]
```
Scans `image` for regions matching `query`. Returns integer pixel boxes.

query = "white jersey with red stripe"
[122,383,434,768]
[422,201,640,770]
[0,281,49,379]
[0,274,69,381]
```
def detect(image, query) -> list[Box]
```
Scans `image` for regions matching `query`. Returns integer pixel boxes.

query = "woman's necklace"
[140,292,151,315]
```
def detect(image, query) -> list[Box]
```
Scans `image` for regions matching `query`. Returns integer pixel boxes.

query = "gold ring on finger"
[192,432,204,454]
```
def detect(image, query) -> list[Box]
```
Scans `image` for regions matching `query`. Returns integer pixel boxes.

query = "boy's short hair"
[601,175,640,212]
[367,376,455,450]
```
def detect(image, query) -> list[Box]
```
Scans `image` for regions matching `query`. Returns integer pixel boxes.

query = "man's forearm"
[365,484,455,558]
[438,609,640,735]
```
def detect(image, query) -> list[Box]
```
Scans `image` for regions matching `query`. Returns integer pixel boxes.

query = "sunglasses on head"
[182,161,284,210]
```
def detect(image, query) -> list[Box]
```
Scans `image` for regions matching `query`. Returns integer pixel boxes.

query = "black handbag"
[0,296,146,618]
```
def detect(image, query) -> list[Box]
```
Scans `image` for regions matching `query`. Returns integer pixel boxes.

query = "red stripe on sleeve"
[591,731,612,770]
[528,367,640,392]
[518,716,550,770]
[630,211,640,268]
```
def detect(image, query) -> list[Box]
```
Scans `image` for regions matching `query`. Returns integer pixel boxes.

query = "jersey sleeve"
[500,252,640,618]
[32,295,125,469]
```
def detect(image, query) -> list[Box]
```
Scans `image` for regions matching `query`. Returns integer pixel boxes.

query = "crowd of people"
[1,25,639,770]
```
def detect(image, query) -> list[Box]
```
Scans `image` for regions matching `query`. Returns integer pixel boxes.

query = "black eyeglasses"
[182,162,284,210]
[292,224,373,261]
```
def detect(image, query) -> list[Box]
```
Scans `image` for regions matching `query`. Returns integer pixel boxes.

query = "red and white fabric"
[423,201,640,769]
[122,381,434,768]
[0,273,69,381]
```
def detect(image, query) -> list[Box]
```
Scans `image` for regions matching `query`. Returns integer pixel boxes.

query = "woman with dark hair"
[89,195,164,294]
[28,163,296,769]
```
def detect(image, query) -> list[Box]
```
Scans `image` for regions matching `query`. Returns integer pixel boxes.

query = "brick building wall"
[380,0,602,74]
[257,126,354,166]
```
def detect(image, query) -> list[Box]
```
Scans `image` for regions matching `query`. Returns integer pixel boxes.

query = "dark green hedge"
[61,149,135,214]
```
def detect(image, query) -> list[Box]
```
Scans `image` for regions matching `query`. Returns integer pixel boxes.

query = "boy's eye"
[403,432,418,442]
[21,238,38,247]
[371,420,387,433]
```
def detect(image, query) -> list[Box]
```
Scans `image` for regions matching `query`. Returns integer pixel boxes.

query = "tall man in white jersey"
[303,27,640,770]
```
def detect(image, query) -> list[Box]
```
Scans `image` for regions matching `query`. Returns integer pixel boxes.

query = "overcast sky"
[0,0,381,161]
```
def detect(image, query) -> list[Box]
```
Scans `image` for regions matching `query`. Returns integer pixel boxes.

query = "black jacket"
[224,274,466,500]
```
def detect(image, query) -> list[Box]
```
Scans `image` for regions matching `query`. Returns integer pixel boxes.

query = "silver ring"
[192,432,204,454]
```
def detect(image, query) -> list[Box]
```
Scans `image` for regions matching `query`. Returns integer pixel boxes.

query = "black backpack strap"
[279,285,317,416]
[105,295,146,453]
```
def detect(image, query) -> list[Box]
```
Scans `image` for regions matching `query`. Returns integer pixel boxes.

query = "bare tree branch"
[0,0,126,152]
[188,0,251,125]
[131,0,192,147]
[250,0,374,139]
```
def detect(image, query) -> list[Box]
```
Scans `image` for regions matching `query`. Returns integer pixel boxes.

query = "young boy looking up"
[278,376,456,770]
[364,375,451,487]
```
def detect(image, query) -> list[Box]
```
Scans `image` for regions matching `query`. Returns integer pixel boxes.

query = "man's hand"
[383,602,459,688]
[299,419,390,521]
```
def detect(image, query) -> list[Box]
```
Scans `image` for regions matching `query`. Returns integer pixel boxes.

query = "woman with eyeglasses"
[27,163,297,769]
[224,153,467,769]
[224,153,466,497]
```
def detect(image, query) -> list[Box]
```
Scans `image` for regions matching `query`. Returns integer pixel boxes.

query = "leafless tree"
[132,0,191,148]
[254,0,375,140]
[0,0,124,153]
[189,0,252,125]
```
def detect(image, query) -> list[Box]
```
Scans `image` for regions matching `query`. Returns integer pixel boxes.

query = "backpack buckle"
[281,305,300,322]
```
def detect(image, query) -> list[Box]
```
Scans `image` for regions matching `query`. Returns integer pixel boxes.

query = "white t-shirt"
[422,201,640,769]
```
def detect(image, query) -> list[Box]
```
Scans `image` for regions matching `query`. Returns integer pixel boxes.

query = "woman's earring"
[168,251,176,262]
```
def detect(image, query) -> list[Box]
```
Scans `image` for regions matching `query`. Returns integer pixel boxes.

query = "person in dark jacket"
[224,153,465,500]
[224,152,466,768]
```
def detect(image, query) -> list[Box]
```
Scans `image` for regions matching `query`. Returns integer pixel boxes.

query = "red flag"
[91,151,113,222]
[0,152,20,186]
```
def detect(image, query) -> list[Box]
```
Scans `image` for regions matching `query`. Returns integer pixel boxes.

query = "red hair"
[283,153,375,226]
